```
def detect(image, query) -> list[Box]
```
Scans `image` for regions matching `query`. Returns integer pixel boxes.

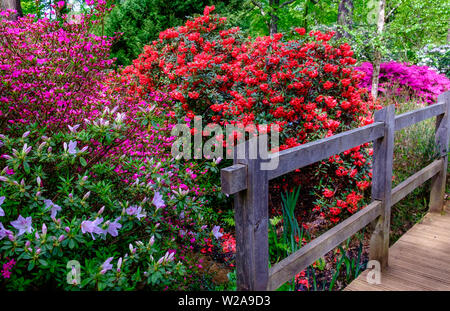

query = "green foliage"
[103,0,241,65]
[417,44,450,78]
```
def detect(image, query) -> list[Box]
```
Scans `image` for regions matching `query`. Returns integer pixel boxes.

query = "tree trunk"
[268,0,279,36]
[371,0,386,101]
[336,0,354,39]
[303,0,309,32]
[0,0,22,20]
[447,20,450,43]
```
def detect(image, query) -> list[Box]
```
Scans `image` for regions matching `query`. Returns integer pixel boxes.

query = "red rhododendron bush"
[125,6,380,223]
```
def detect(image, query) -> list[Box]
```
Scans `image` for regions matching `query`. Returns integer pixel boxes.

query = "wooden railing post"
[369,105,395,269]
[233,138,269,290]
[429,91,450,213]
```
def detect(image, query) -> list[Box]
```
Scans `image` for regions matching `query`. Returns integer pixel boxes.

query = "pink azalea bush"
[0,9,115,130]
[0,4,227,291]
[355,61,450,104]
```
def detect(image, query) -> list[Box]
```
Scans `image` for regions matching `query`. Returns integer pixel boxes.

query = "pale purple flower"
[0,222,13,240]
[212,225,223,239]
[10,215,33,236]
[100,257,114,274]
[157,251,175,264]
[68,141,77,154]
[68,124,80,133]
[44,199,61,219]
[64,141,77,154]
[81,217,104,240]
[126,205,146,220]
[22,143,32,154]
[152,191,165,210]
[105,217,122,237]
[0,196,5,217]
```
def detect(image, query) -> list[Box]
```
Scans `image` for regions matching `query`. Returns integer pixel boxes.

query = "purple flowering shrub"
[0,8,117,131]
[0,5,226,290]
[355,61,450,104]
[0,116,220,289]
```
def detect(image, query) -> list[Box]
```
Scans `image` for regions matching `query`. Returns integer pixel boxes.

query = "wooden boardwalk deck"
[345,207,450,291]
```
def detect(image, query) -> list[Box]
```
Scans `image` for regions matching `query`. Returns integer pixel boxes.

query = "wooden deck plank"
[344,208,450,291]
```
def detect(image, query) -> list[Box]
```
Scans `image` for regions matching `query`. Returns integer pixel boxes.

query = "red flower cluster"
[125,6,380,223]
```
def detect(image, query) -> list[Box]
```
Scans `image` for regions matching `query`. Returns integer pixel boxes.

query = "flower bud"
[117,257,123,272]
[82,191,91,200]
[148,235,155,247]
[37,142,46,151]
[97,206,105,215]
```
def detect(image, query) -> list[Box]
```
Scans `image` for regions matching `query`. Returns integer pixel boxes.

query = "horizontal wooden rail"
[222,102,447,196]
[267,122,385,180]
[221,91,450,291]
[268,158,443,290]
[391,158,443,206]
[394,102,445,132]
[267,201,383,290]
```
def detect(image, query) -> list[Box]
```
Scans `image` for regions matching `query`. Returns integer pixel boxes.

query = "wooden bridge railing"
[220,91,450,291]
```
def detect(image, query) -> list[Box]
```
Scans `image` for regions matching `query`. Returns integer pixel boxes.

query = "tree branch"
[251,0,266,16]
[280,0,296,8]
[385,0,402,21]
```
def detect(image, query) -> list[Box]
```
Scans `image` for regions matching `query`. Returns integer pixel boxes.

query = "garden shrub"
[355,61,450,105]
[417,44,450,78]
[126,6,379,224]
[0,5,228,290]
[0,8,115,131]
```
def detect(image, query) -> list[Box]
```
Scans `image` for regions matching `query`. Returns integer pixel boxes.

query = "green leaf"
[38,259,48,266]
[80,157,87,167]
[27,261,35,271]
[23,161,30,174]
[69,239,76,249]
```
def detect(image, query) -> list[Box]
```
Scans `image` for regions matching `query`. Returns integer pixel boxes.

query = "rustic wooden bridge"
[345,207,450,291]
[221,91,450,291]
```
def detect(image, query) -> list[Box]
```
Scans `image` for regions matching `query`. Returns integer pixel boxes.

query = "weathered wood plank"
[220,164,247,195]
[391,158,443,206]
[429,92,450,213]
[267,200,382,290]
[394,102,445,132]
[369,105,395,269]
[234,137,269,291]
[266,122,385,180]
[345,209,450,291]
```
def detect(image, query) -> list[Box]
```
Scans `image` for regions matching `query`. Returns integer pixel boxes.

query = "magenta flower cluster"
[1,259,15,279]
[355,61,450,104]
[0,8,115,130]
